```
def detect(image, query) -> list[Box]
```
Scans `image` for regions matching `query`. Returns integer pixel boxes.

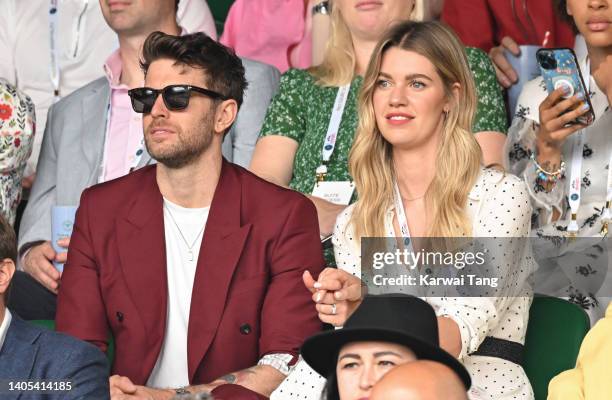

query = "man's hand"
[109,375,174,400]
[303,268,364,327]
[21,173,36,189]
[489,36,520,88]
[55,237,70,263]
[23,241,63,293]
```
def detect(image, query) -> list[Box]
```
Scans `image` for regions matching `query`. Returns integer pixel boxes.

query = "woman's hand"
[536,86,590,166]
[303,268,364,327]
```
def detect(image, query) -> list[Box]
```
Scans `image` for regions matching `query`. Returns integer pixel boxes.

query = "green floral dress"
[260,47,506,264]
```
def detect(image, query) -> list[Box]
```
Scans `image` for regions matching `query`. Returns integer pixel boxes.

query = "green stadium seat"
[523,295,590,400]
[29,319,115,365]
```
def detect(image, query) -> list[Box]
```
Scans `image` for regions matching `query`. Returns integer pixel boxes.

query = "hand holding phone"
[536,48,595,126]
[535,48,594,162]
[536,87,588,157]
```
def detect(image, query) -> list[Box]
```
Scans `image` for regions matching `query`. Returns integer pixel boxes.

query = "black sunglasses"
[127,84,229,113]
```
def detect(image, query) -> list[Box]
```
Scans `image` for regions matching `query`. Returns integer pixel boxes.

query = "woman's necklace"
[401,194,426,202]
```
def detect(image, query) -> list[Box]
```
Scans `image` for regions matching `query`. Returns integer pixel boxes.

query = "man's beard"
[145,114,215,169]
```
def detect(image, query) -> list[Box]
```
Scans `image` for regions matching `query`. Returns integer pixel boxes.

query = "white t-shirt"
[146,198,210,389]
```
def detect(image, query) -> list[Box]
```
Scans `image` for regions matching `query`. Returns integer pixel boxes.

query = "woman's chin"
[381,131,420,149]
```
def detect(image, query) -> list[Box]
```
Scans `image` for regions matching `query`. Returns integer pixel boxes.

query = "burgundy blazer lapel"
[188,161,252,380]
[115,166,168,380]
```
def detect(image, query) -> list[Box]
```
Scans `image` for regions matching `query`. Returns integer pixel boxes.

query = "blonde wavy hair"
[349,20,482,240]
[309,0,424,87]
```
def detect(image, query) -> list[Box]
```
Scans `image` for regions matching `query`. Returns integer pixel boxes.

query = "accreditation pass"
[311,181,355,205]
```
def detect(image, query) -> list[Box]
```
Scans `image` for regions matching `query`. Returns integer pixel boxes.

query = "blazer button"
[240,323,252,335]
[116,312,124,323]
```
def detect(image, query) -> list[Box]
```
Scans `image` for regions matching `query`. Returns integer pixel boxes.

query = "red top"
[442,0,575,52]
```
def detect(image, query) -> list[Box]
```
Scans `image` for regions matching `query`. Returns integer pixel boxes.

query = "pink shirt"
[101,50,144,183]
[220,0,312,72]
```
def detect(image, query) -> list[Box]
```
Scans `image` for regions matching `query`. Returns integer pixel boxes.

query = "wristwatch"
[312,1,330,15]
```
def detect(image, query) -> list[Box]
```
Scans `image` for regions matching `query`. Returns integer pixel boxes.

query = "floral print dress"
[505,57,612,323]
[0,79,35,225]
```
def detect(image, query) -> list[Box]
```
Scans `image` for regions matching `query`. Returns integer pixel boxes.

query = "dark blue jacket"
[0,314,109,399]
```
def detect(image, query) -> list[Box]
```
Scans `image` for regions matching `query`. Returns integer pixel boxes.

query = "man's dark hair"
[141,31,248,108]
[0,214,17,303]
[554,0,578,34]
[175,0,179,12]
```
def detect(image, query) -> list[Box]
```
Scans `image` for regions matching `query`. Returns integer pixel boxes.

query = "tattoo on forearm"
[217,368,257,385]
[220,374,237,384]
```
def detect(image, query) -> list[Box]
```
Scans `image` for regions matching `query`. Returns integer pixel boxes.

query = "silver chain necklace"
[164,203,206,262]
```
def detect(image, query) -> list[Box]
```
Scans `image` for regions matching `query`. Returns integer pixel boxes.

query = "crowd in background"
[0,0,611,400]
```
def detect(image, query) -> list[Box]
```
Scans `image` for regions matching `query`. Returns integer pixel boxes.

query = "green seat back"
[523,295,590,400]
[208,0,235,34]
[29,320,115,365]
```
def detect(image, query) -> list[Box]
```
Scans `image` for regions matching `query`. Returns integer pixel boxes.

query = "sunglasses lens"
[164,86,190,110]
[130,88,157,113]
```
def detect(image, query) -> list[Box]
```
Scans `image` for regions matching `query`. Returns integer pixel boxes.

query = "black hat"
[301,294,471,390]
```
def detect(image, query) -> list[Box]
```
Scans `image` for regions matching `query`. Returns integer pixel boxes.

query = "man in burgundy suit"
[55,31,324,399]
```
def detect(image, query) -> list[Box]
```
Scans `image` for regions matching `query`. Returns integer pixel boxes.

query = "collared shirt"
[99,26,192,183]
[101,50,145,182]
[0,309,12,352]
[0,0,217,176]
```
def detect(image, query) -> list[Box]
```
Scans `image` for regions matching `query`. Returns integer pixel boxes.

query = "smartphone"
[536,48,595,126]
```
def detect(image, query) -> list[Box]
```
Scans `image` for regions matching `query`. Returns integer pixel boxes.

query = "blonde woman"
[250,0,507,246]
[277,21,536,400]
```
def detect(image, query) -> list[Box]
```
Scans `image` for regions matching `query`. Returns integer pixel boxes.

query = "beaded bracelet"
[530,152,566,184]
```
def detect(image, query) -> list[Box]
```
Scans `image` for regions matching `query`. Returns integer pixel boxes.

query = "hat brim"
[301,327,471,390]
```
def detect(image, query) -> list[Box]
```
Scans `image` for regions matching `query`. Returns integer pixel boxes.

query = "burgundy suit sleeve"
[211,384,268,399]
[259,195,324,359]
[56,189,110,353]
[441,0,495,51]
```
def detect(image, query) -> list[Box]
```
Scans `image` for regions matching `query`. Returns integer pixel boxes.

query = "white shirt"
[0,309,12,352]
[147,198,210,388]
[272,169,536,400]
[0,0,217,176]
